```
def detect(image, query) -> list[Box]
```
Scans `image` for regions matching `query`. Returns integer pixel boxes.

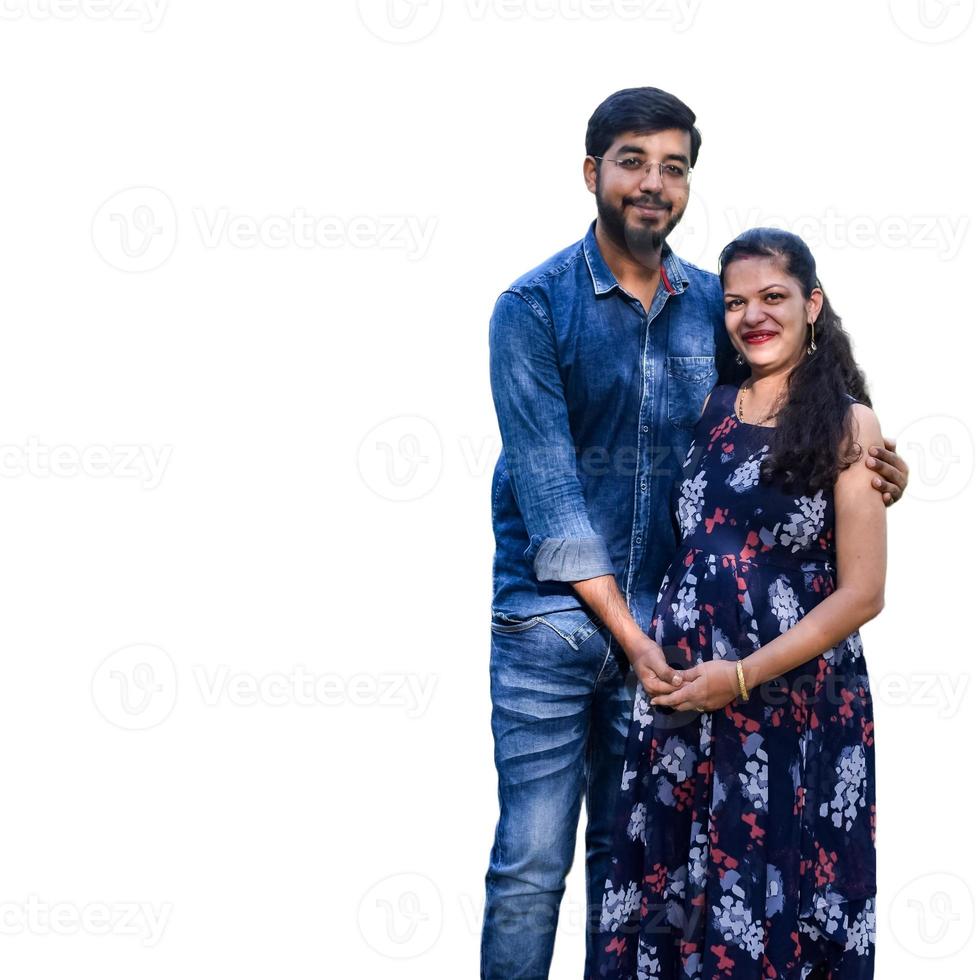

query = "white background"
[0,1,977,977]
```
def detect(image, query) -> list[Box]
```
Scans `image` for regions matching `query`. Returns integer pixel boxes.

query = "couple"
[482,86,905,980]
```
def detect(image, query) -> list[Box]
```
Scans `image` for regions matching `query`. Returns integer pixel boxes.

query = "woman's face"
[722,256,822,373]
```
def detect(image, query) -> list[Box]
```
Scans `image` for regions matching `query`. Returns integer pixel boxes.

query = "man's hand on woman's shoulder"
[851,403,908,506]
[867,433,908,506]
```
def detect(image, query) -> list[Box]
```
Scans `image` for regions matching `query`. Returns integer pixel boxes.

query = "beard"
[595,180,685,269]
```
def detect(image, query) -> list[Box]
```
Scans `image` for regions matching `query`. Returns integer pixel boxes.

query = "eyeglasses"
[591,155,692,186]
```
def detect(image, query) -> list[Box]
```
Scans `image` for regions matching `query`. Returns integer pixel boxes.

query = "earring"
[735,352,745,365]
[806,320,817,355]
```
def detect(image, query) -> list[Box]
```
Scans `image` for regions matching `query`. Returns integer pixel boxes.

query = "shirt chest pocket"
[666,355,717,430]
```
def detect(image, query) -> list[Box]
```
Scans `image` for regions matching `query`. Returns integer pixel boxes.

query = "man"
[481,87,908,979]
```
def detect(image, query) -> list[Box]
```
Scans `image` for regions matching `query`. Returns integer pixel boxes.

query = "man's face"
[586,128,692,261]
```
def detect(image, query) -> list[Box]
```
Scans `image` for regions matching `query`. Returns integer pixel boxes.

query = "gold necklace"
[736,381,780,425]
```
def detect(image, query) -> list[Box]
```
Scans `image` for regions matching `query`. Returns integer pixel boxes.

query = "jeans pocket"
[667,355,716,430]
[490,612,543,634]
[491,609,605,650]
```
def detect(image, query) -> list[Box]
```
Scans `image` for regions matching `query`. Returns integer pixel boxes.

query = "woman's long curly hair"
[718,228,871,494]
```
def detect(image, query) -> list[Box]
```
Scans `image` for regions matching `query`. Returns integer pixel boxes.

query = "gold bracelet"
[735,661,749,702]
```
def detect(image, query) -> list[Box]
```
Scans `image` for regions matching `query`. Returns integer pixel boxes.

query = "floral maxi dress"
[593,384,876,979]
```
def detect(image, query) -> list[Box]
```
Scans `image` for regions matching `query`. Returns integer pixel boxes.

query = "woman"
[593,228,883,979]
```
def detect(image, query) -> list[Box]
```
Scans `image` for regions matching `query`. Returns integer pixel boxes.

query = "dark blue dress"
[593,384,877,979]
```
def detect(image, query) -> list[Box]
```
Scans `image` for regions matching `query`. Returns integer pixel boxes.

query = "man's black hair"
[586,86,702,167]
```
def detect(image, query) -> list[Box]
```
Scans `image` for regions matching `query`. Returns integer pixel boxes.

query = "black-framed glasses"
[591,155,692,186]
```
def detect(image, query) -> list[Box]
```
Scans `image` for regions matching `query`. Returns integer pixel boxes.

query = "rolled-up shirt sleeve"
[489,289,614,583]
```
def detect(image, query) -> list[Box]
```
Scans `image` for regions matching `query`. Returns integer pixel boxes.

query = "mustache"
[625,197,672,210]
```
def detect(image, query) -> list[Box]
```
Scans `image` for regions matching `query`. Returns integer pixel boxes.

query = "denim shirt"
[488,219,746,632]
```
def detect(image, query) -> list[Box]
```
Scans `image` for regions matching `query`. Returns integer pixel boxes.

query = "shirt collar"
[583,218,690,298]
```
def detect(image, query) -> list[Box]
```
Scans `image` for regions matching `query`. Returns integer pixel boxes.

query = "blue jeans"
[480,608,635,979]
